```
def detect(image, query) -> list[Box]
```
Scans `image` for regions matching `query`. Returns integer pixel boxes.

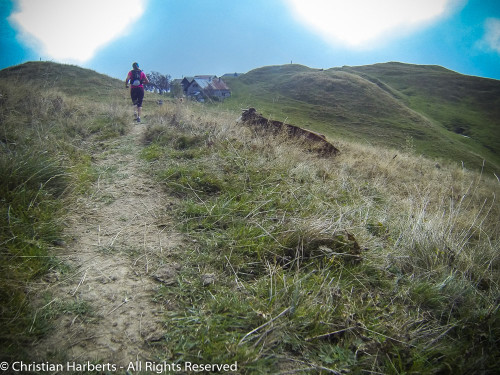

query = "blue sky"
[1,0,499,80]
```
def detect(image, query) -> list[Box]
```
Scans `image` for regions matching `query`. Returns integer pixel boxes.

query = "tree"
[145,71,170,94]
[170,81,184,98]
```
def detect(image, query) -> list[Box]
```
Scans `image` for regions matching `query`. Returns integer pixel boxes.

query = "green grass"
[140,102,500,373]
[220,62,500,174]
[2,61,499,373]
[0,61,132,361]
[0,148,68,358]
[0,61,124,100]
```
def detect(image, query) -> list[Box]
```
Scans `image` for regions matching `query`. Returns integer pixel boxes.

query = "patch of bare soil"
[31,123,181,367]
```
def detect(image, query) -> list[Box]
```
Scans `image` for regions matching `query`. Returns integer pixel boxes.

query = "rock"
[43,271,60,283]
[201,273,216,286]
[145,330,165,342]
[153,265,180,285]
[51,239,66,247]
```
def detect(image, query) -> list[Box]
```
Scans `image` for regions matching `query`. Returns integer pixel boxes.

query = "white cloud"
[481,18,500,54]
[284,0,462,48]
[10,0,146,62]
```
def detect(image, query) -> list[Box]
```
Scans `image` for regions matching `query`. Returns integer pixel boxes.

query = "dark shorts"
[130,87,144,107]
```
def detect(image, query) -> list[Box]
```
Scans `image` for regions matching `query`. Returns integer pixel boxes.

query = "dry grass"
[1,59,498,371]
[0,75,130,361]
[140,100,499,373]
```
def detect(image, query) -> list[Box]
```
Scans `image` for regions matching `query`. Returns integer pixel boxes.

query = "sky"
[1,0,500,81]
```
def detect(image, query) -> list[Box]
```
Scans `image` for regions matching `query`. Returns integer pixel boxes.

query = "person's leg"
[135,89,145,122]
[131,88,139,118]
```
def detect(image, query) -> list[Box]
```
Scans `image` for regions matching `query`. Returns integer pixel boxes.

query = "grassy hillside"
[221,63,500,174]
[143,103,500,373]
[1,62,499,373]
[342,63,500,164]
[0,61,121,98]
[0,61,129,359]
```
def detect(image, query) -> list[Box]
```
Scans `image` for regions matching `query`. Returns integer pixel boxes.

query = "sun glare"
[10,0,146,62]
[285,0,459,48]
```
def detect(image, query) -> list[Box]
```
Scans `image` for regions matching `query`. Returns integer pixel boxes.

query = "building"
[185,75,231,101]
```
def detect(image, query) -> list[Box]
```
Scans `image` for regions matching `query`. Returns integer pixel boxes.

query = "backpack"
[130,69,142,86]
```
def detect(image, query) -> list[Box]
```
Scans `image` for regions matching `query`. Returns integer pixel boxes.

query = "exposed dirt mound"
[240,107,339,156]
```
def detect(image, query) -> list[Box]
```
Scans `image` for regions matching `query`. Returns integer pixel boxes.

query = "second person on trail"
[125,62,149,123]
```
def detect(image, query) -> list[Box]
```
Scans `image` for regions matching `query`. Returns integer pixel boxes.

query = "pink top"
[127,70,147,88]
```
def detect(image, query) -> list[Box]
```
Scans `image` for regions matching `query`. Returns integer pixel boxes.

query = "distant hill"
[222,63,500,173]
[4,61,498,173]
[0,61,123,98]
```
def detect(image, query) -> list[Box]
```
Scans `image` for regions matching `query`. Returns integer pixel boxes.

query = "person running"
[125,62,149,123]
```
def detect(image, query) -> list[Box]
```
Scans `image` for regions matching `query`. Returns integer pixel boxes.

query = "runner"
[125,62,149,123]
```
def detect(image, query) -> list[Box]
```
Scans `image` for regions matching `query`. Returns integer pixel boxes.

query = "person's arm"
[125,72,130,88]
[142,72,149,84]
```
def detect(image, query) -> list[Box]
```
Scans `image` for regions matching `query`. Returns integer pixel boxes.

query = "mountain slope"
[222,63,500,173]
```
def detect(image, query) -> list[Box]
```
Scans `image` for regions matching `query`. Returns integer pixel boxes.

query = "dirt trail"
[32,123,181,367]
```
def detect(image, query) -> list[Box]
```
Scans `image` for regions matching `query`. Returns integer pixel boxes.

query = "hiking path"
[31,121,182,367]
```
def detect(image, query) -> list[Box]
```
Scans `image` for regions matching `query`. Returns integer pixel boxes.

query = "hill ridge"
[222,61,500,174]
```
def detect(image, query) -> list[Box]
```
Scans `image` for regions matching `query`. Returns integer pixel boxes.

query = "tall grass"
[0,149,68,353]
[0,67,130,360]
[142,101,499,373]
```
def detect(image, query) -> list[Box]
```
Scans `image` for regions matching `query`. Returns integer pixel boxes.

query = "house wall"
[186,79,231,100]
[186,82,201,96]
[212,90,231,98]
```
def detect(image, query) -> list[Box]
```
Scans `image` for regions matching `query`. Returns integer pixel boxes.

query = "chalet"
[180,77,193,93]
[185,75,231,101]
